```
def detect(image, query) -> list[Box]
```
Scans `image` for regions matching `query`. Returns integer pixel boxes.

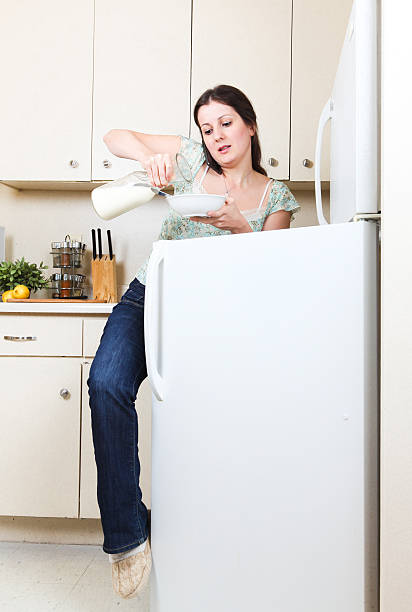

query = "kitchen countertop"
[0,302,116,314]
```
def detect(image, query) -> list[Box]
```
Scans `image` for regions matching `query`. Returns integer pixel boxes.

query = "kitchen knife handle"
[91,229,96,260]
[97,228,102,259]
[107,229,113,260]
[144,242,165,401]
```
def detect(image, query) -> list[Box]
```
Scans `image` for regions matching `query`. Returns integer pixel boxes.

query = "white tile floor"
[0,541,150,611]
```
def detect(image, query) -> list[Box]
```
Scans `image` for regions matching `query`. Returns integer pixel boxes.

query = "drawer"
[83,317,108,357]
[0,316,82,356]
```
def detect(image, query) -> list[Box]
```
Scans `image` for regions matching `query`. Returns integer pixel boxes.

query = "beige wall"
[380,1,412,611]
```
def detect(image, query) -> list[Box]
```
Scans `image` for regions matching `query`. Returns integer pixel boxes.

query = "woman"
[87,84,300,599]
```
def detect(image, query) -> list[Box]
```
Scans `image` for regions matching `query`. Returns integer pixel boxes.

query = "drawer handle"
[60,388,71,400]
[3,336,38,341]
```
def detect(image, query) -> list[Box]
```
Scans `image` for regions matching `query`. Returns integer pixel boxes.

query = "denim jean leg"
[86,278,149,554]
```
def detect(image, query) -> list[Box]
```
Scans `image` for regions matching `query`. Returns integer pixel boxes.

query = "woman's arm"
[190,203,292,233]
[103,130,182,187]
[262,210,291,231]
[103,130,181,164]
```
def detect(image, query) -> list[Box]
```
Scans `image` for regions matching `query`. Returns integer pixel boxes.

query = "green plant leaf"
[0,257,52,292]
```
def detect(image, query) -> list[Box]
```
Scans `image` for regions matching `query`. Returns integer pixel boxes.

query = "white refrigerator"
[144,0,379,610]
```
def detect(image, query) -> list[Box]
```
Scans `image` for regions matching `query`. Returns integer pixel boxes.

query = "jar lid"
[50,241,86,250]
[50,234,86,250]
[51,273,86,281]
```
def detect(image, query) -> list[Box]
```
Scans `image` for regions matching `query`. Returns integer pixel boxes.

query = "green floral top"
[136,135,300,284]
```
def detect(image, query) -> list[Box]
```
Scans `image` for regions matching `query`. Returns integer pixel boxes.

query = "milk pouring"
[91,153,193,220]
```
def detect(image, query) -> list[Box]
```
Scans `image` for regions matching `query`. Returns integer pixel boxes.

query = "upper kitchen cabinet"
[190,0,292,180]
[92,0,192,181]
[290,0,353,181]
[0,0,94,182]
[0,0,352,186]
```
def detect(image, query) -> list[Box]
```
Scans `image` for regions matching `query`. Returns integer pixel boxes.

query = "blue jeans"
[86,277,149,554]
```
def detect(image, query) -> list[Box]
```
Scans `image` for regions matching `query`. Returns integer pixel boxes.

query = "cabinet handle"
[267,157,278,167]
[3,335,37,341]
[69,160,79,168]
[102,159,112,168]
[59,388,70,400]
[302,158,313,168]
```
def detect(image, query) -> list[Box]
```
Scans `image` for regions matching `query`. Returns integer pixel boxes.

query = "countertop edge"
[0,303,116,314]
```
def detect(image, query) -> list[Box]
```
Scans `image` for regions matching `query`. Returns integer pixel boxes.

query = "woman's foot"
[111,538,152,598]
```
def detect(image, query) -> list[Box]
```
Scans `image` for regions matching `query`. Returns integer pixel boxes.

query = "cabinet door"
[92,0,192,181]
[0,358,81,517]
[290,0,353,181]
[79,363,99,518]
[0,1,93,181]
[83,316,107,357]
[191,0,292,180]
[80,361,152,518]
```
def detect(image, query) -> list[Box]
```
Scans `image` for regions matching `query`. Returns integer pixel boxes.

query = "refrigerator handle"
[144,241,164,402]
[315,97,334,226]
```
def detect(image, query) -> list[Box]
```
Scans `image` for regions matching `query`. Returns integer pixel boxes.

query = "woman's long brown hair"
[193,84,267,176]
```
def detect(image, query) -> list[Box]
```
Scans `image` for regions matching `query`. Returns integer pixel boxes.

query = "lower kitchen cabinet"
[0,313,152,519]
[0,357,82,517]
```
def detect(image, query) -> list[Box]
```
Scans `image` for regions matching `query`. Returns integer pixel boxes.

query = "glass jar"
[50,273,87,298]
[50,238,86,268]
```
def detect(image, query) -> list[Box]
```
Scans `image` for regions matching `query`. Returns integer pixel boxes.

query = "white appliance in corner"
[0,227,5,262]
[144,0,379,609]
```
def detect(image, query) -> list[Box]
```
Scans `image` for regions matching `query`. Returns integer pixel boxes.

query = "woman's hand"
[189,195,252,233]
[142,153,174,188]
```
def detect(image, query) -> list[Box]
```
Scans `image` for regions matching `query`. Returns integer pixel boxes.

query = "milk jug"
[91,153,193,220]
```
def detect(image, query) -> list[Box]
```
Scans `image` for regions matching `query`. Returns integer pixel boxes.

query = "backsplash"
[0,183,328,299]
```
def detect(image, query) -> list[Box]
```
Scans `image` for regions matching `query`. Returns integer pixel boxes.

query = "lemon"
[12,285,30,299]
[2,289,15,302]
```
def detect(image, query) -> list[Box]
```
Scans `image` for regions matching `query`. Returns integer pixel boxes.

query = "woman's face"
[197,101,254,167]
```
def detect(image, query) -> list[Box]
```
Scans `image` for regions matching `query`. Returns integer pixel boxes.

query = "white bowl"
[166,193,226,217]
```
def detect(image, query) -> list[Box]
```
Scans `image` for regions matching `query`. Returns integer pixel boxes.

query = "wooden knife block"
[91,255,118,303]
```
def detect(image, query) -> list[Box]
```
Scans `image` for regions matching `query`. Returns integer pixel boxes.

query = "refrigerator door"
[315,0,378,225]
[145,222,378,612]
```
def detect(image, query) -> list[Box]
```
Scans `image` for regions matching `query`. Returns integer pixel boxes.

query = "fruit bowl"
[166,193,226,217]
